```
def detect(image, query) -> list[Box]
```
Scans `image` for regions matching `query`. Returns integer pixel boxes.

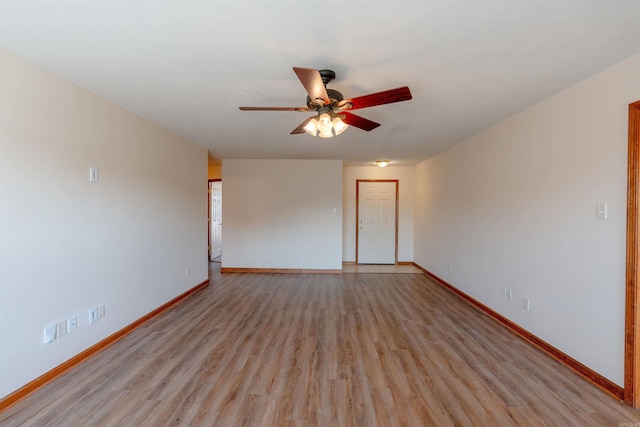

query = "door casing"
[625,100,640,406]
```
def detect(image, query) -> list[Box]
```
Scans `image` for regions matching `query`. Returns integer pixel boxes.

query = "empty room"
[2,1,640,425]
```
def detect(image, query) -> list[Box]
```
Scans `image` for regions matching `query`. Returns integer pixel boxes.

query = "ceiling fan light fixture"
[304,112,349,138]
[375,160,390,168]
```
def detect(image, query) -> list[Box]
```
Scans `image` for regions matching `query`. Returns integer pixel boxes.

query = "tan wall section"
[414,53,640,386]
[0,47,208,399]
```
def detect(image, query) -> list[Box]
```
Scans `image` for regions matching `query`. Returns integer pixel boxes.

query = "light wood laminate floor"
[2,263,640,426]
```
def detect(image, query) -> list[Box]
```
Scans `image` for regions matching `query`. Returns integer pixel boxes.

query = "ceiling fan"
[239,67,412,138]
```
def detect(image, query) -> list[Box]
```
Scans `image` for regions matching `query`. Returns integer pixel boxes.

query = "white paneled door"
[357,180,397,264]
[209,181,222,261]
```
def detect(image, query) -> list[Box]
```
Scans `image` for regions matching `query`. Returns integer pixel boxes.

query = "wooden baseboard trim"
[0,279,210,413]
[221,267,342,275]
[413,263,624,401]
[397,261,413,266]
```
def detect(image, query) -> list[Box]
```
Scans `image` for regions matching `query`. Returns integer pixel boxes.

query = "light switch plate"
[89,167,99,183]
[44,325,56,343]
[596,203,607,220]
[89,307,99,324]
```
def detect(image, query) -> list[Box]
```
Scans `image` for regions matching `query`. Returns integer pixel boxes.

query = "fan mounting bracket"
[318,69,336,86]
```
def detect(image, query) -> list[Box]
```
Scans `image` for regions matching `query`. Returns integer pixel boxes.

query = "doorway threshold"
[342,263,422,274]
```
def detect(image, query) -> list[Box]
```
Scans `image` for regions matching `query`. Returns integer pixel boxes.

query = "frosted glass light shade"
[332,117,348,135]
[303,118,318,135]
[317,113,333,133]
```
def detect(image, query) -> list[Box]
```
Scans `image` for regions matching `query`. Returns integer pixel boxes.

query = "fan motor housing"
[307,89,344,110]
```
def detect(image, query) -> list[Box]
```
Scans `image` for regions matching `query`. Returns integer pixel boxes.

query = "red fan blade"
[341,112,380,131]
[239,106,310,112]
[293,67,330,105]
[342,87,412,110]
[291,117,314,134]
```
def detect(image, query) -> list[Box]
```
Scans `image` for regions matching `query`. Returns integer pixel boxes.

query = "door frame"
[355,179,399,264]
[625,100,640,406]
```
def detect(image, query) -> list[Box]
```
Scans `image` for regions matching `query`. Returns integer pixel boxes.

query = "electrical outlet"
[98,304,106,319]
[89,307,99,324]
[56,320,67,338]
[185,267,190,277]
[522,298,531,311]
[44,325,56,343]
[448,264,453,272]
[501,288,512,301]
[68,316,77,332]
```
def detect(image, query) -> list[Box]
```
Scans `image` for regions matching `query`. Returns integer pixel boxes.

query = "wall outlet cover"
[68,316,77,332]
[56,321,67,338]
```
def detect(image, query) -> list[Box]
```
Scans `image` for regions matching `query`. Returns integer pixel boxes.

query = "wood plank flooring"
[2,264,640,426]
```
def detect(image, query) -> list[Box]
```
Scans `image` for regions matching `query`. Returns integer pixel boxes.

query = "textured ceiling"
[2,1,640,166]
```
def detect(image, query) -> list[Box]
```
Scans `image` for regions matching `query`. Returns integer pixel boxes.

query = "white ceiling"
[2,1,640,166]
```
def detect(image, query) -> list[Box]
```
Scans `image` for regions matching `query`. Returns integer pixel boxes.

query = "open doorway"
[208,179,222,262]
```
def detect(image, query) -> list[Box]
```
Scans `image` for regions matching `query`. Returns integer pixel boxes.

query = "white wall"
[221,159,343,270]
[343,165,415,263]
[414,53,640,386]
[0,48,208,399]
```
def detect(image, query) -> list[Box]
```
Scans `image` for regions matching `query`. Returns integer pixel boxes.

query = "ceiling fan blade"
[341,87,412,110]
[341,112,381,131]
[293,67,330,105]
[239,106,310,112]
[291,117,314,134]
